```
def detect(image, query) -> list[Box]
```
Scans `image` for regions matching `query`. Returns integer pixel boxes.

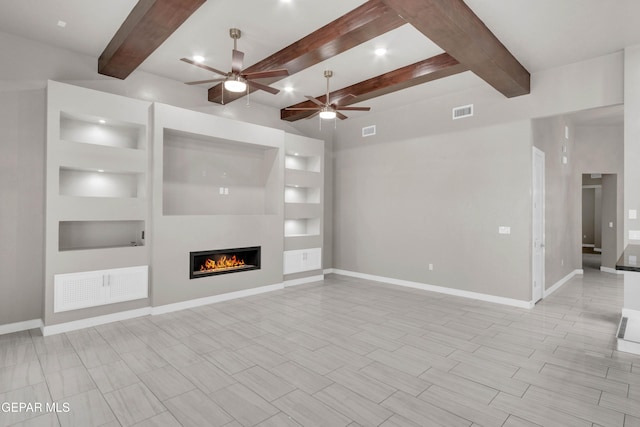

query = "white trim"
[622,308,640,321]
[582,243,596,248]
[331,269,533,309]
[150,283,284,315]
[323,268,335,275]
[582,184,602,189]
[594,247,602,253]
[284,275,324,287]
[532,147,546,303]
[601,266,624,275]
[543,269,583,298]
[41,307,152,336]
[0,319,43,336]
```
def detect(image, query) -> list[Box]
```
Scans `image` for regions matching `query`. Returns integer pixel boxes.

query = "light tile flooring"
[1,265,639,426]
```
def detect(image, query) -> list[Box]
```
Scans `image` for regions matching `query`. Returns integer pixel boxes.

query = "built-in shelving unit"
[283,134,324,278]
[45,81,151,325]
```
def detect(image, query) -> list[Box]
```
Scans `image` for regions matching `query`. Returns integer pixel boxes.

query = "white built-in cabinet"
[54,266,148,313]
[45,81,150,319]
[283,134,324,276]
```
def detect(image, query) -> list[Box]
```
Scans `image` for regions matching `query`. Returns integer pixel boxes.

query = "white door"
[532,148,545,303]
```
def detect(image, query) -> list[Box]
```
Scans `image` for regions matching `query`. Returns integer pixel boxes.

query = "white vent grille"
[362,125,376,137]
[452,104,474,120]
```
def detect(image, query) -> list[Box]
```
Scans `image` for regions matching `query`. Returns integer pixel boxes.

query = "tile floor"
[1,264,639,426]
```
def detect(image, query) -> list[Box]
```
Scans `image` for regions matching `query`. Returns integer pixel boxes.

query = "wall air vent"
[362,125,376,137]
[452,104,474,120]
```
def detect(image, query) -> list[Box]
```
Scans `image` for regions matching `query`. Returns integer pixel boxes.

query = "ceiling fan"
[285,70,371,120]
[180,28,288,95]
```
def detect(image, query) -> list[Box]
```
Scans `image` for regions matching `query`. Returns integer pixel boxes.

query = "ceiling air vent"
[362,125,376,137]
[452,104,474,120]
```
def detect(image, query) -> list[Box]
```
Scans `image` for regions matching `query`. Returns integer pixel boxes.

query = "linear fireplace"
[190,246,261,279]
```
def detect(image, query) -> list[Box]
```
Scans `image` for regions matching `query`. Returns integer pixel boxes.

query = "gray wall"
[0,90,45,325]
[601,175,619,268]
[333,121,533,301]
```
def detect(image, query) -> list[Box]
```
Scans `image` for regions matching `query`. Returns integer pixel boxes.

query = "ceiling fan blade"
[180,58,227,76]
[231,49,244,73]
[244,69,289,79]
[184,78,226,85]
[284,107,321,111]
[246,79,280,95]
[305,111,320,120]
[336,112,348,120]
[305,95,325,106]
[335,106,371,111]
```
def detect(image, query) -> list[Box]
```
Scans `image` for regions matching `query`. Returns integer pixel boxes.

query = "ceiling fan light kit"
[224,75,247,93]
[181,28,288,96]
[285,70,371,122]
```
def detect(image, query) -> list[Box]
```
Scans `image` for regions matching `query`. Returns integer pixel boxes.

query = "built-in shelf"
[285,185,321,204]
[285,154,321,172]
[59,167,144,198]
[59,220,145,251]
[285,218,320,237]
[60,112,145,150]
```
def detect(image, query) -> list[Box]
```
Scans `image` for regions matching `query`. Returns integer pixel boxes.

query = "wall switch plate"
[498,226,511,235]
[630,230,640,240]
[428,264,433,271]
[219,187,224,195]
[561,156,568,164]
[564,126,569,139]
[609,222,614,228]
[630,209,638,220]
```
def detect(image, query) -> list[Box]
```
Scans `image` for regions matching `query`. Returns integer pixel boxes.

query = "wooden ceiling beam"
[380,0,530,98]
[99,0,206,79]
[208,0,405,104]
[281,53,467,121]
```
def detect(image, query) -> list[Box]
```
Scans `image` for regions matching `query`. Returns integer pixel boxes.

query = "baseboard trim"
[332,269,533,309]
[601,266,624,275]
[543,269,582,298]
[150,283,284,316]
[323,268,335,275]
[284,275,324,288]
[0,319,43,336]
[39,283,286,336]
[622,308,640,321]
[41,307,152,336]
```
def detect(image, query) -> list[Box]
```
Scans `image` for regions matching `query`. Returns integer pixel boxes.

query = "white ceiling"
[1,0,640,117]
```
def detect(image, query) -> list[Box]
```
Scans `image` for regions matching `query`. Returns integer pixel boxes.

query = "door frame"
[532,147,545,303]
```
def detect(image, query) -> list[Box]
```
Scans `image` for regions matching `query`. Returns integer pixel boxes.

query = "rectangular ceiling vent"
[452,104,474,120]
[362,125,376,137]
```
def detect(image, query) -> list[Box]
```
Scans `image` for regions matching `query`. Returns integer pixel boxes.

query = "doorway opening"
[581,173,617,272]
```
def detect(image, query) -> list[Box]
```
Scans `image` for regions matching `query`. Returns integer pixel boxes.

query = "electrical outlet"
[561,259,564,266]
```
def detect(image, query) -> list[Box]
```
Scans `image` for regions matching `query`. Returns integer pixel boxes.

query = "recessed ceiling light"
[193,55,205,63]
[98,119,106,124]
[281,0,292,3]
[284,86,293,93]
[294,152,299,156]
[97,169,105,173]
[57,20,67,28]
[374,48,387,56]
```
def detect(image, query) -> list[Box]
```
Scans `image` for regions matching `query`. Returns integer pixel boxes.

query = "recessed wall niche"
[163,129,280,215]
[59,168,144,198]
[60,112,145,150]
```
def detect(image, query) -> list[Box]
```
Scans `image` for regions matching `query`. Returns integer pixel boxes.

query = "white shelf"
[59,167,144,198]
[60,113,145,150]
[58,220,145,252]
[285,154,321,172]
[285,186,321,204]
[285,218,320,237]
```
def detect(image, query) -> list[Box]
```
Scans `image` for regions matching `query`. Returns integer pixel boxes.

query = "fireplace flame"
[200,255,245,272]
